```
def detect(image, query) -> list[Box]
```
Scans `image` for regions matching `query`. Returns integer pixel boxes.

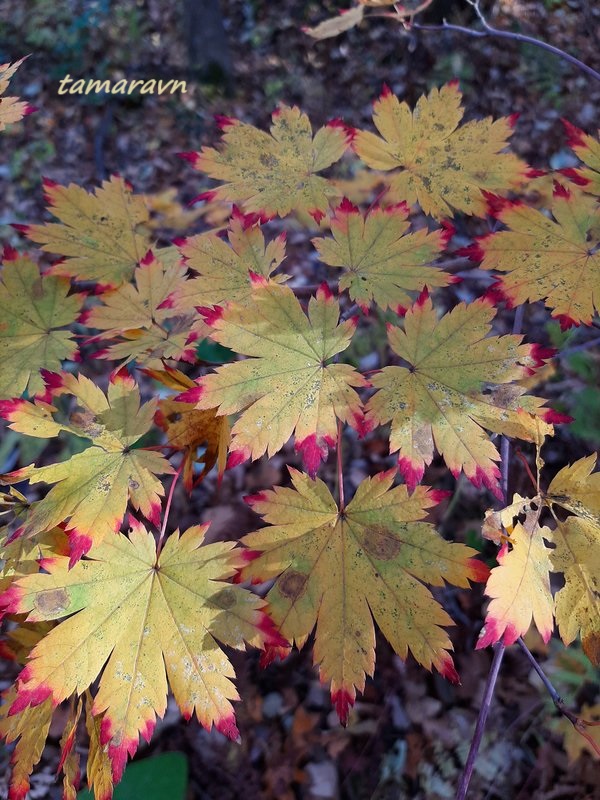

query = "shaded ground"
[0,1,599,798]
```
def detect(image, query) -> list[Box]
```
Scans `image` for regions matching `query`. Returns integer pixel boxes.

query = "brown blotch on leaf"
[35,588,69,616]
[279,570,308,600]
[363,525,401,560]
[211,588,236,610]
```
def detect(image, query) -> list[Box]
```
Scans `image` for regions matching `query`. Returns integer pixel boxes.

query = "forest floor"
[0,1,599,798]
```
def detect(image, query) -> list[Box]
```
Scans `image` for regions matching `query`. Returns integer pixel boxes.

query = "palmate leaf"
[477,509,554,649]
[180,106,350,220]
[365,293,556,497]
[0,521,282,784]
[0,57,34,132]
[173,207,289,313]
[0,251,83,399]
[21,176,151,286]
[81,250,197,367]
[312,199,451,311]
[353,82,528,219]
[476,456,599,666]
[547,455,600,666]
[181,280,367,476]
[472,186,600,328]
[149,366,230,491]
[0,685,54,800]
[562,120,600,196]
[0,371,172,562]
[241,469,488,722]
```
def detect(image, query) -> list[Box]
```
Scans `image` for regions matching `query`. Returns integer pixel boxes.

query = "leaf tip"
[331,687,355,725]
[398,456,425,493]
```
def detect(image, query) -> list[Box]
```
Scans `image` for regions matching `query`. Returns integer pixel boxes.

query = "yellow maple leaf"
[0,521,282,782]
[552,518,600,663]
[0,684,54,800]
[0,252,83,399]
[180,106,350,220]
[365,293,555,496]
[473,185,600,328]
[0,57,34,132]
[85,691,114,800]
[0,371,172,561]
[312,198,451,311]
[241,469,488,722]
[81,250,196,366]
[562,120,600,196]
[353,82,528,219]
[59,698,82,800]
[21,176,151,286]
[477,509,554,648]
[173,206,289,313]
[181,280,367,476]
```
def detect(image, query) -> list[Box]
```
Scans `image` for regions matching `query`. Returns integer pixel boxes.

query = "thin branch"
[393,0,600,84]
[517,637,600,758]
[337,420,345,512]
[558,335,600,358]
[456,304,524,799]
[456,643,506,800]
[156,460,184,555]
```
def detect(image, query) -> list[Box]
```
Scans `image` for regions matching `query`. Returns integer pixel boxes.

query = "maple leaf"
[0,251,83,399]
[149,366,230,490]
[0,527,69,597]
[241,469,488,722]
[21,176,151,286]
[180,105,350,220]
[353,82,528,219]
[0,521,281,782]
[173,207,289,313]
[0,57,35,132]
[473,186,600,328]
[85,691,114,800]
[561,120,600,196]
[303,5,364,39]
[477,508,554,648]
[365,293,555,496]
[59,698,82,800]
[547,456,600,666]
[0,371,172,561]
[81,250,196,366]
[182,280,367,476]
[312,199,451,311]
[0,685,54,800]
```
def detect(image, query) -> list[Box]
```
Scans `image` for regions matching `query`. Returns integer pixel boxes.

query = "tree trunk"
[182,0,232,87]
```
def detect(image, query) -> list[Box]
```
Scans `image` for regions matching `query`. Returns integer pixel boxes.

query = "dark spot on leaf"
[35,588,69,616]
[211,588,236,609]
[363,525,401,560]
[279,570,308,600]
[128,478,140,490]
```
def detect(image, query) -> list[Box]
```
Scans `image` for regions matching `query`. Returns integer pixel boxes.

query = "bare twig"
[456,304,525,799]
[337,420,345,512]
[517,637,600,758]
[379,0,600,84]
[156,460,184,555]
[456,643,506,800]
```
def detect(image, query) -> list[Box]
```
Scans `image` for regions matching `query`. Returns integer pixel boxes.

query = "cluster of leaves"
[0,57,599,798]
